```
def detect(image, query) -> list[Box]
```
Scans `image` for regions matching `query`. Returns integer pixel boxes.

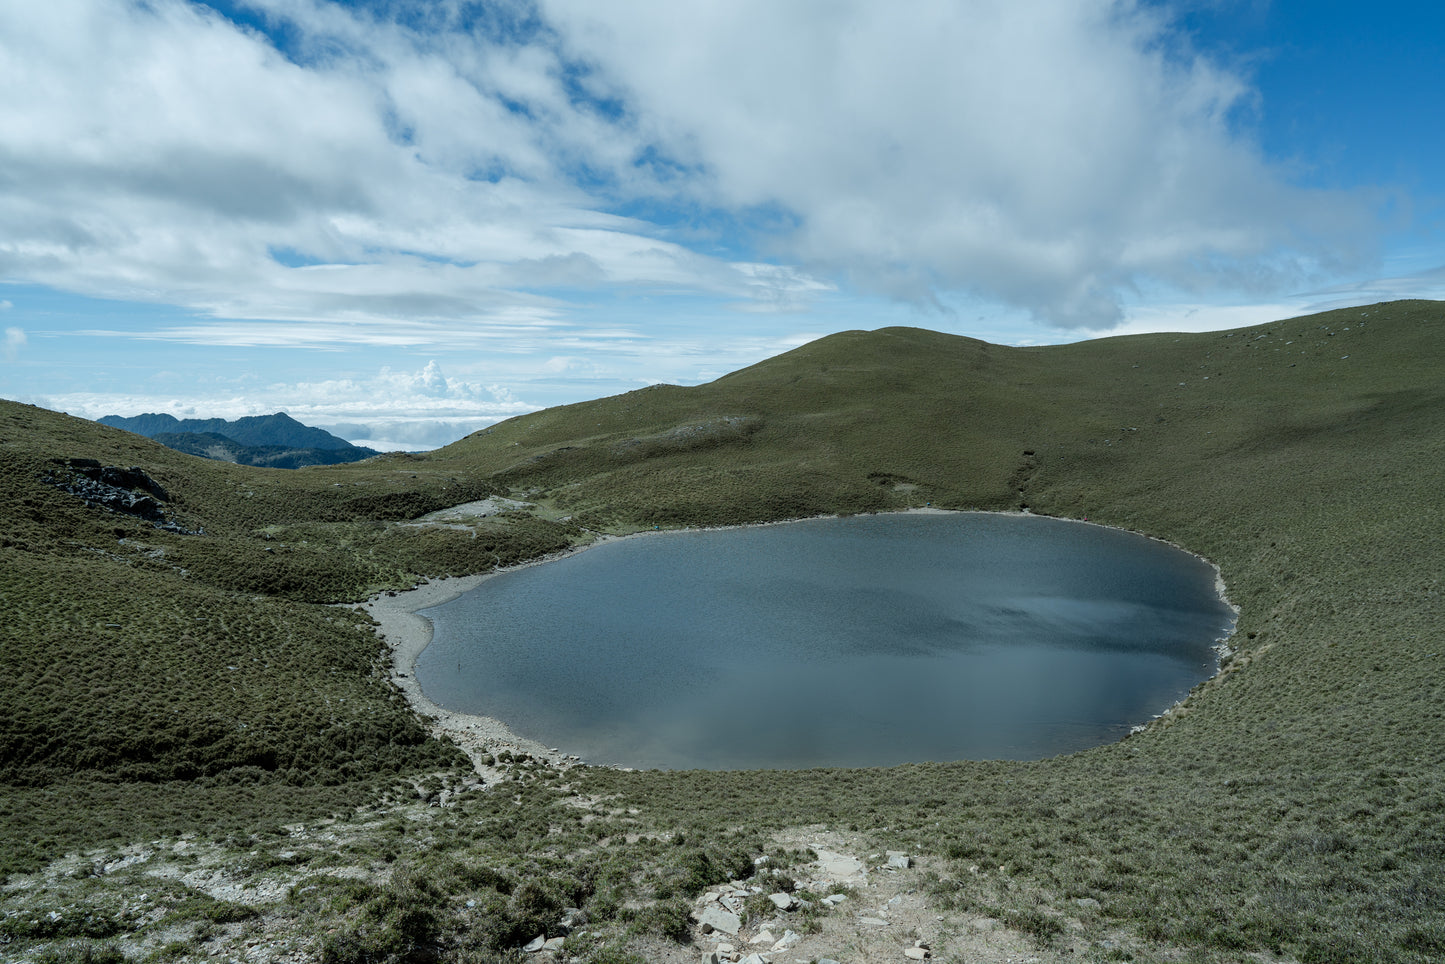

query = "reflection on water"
[418,513,1236,768]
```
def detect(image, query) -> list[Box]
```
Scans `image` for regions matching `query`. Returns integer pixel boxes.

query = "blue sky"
[2,0,1442,450]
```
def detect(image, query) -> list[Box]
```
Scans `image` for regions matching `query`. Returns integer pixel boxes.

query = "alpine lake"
[417,512,1236,769]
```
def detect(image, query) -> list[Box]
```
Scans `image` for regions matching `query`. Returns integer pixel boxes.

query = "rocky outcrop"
[47,459,197,533]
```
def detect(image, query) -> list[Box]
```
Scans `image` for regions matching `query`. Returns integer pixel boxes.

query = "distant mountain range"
[98,412,380,468]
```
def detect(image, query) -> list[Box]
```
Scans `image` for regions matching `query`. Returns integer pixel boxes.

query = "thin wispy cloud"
[3,326,25,363]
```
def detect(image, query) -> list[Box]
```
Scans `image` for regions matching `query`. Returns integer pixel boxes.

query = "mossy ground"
[1,300,1441,962]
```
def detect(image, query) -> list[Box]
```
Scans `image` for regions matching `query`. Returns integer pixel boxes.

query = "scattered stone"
[905,948,930,960]
[822,893,848,906]
[700,953,720,964]
[886,851,912,869]
[559,907,587,934]
[543,937,565,952]
[749,929,775,946]
[522,934,546,953]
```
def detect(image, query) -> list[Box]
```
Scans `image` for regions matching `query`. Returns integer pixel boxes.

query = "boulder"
[698,904,741,936]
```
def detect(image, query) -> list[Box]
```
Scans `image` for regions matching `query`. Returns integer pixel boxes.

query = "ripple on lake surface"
[417,513,1236,769]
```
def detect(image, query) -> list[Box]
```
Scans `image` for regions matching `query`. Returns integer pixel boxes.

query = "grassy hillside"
[1,300,1441,963]
[0,407,575,871]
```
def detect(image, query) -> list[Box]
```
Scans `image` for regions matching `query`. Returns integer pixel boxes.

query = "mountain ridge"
[98,411,380,467]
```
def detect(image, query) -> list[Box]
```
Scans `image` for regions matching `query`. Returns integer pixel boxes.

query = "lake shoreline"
[363,507,1237,772]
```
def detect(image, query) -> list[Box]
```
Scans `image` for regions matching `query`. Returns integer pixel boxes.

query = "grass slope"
[1,300,1440,963]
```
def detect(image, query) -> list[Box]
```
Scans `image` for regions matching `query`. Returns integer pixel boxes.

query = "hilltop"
[1,300,1441,964]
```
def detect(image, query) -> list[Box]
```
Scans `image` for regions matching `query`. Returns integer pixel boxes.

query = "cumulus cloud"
[543,0,1378,327]
[0,0,1381,339]
[0,0,808,346]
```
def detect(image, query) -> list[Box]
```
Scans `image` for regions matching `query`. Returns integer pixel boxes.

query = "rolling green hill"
[1,300,1441,963]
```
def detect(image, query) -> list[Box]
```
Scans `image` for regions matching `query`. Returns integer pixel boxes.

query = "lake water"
[417,512,1235,769]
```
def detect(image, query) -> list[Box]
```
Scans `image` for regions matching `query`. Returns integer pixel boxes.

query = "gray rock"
[886,851,912,869]
[522,934,546,953]
[817,849,864,878]
[698,904,742,936]
[768,892,796,911]
[772,929,802,950]
[1075,897,1101,911]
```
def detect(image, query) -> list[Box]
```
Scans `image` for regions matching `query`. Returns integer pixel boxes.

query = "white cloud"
[45,359,543,450]
[0,0,812,348]
[542,0,1379,326]
[3,326,24,361]
[0,0,1388,350]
